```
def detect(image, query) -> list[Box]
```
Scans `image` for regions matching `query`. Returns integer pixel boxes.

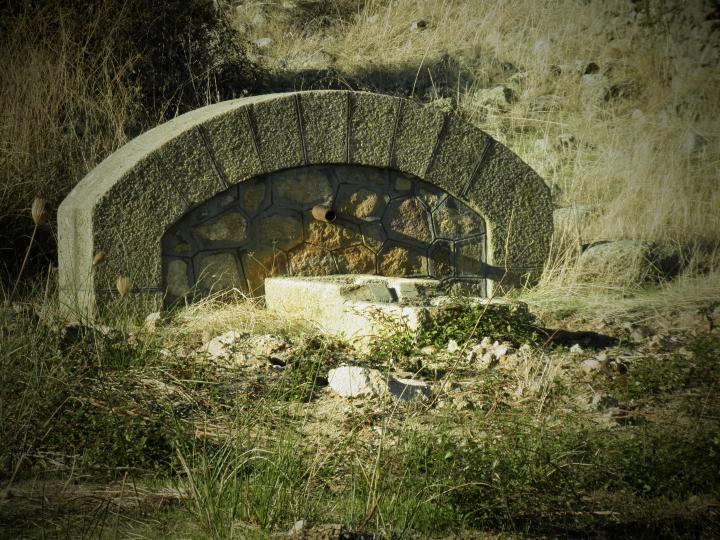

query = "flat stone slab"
[264,274,517,343]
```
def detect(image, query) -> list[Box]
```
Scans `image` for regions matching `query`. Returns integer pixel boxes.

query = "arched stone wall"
[58,91,552,318]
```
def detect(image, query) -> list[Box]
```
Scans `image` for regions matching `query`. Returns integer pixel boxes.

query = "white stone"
[476,351,496,370]
[253,37,273,48]
[203,330,245,359]
[410,19,428,31]
[492,341,510,359]
[570,343,584,354]
[581,358,601,372]
[327,366,430,402]
[288,519,305,536]
[144,311,163,332]
[447,339,460,353]
[534,138,550,152]
[327,366,389,398]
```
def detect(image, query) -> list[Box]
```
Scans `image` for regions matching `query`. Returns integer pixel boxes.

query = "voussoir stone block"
[250,94,304,171]
[58,90,552,319]
[202,107,263,186]
[425,116,490,196]
[392,101,445,178]
[155,127,226,206]
[349,92,399,167]
[299,91,348,163]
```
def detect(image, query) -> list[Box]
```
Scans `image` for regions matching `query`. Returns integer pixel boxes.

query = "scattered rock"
[291,49,335,69]
[288,519,306,536]
[327,366,430,402]
[631,109,647,122]
[473,85,514,109]
[529,94,563,112]
[452,395,475,411]
[253,37,273,48]
[250,12,266,27]
[580,73,609,105]
[144,312,164,332]
[410,19,428,31]
[608,360,628,374]
[592,394,620,411]
[534,138,550,152]
[606,79,640,100]
[557,132,576,148]
[681,130,708,155]
[246,334,292,360]
[552,60,600,76]
[420,345,437,355]
[327,366,389,399]
[466,338,511,370]
[447,339,460,353]
[580,358,601,372]
[570,343,584,354]
[532,38,551,56]
[203,330,246,359]
[578,240,680,286]
[388,377,432,402]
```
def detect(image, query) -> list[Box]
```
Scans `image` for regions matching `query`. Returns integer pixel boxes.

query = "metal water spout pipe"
[311,205,336,223]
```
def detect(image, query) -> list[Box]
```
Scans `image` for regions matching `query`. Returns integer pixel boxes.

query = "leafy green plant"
[368,300,541,365]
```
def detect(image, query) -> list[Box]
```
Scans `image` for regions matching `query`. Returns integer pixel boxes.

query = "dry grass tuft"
[166,289,311,343]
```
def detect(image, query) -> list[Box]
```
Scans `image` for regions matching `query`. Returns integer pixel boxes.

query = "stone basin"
[265,274,520,344]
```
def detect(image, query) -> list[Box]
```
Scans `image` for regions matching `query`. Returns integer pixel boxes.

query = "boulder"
[473,85,514,110]
[202,330,246,359]
[327,366,430,402]
[578,240,680,286]
[580,73,609,105]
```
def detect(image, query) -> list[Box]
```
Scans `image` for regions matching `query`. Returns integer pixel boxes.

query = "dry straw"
[116,276,132,299]
[10,197,47,300]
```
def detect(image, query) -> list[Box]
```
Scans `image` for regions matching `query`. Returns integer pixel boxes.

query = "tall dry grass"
[0,5,138,218]
[237,0,720,287]
[0,3,138,281]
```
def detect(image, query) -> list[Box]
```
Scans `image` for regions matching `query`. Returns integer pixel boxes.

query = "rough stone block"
[156,128,226,206]
[93,159,187,290]
[273,167,333,207]
[193,212,248,243]
[392,101,445,178]
[348,92,399,167]
[195,252,245,292]
[298,91,348,163]
[250,95,304,171]
[379,244,428,276]
[425,117,490,197]
[385,198,433,244]
[202,107,263,185]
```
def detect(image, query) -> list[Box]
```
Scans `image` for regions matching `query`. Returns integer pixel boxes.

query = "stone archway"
[58,91,552,318]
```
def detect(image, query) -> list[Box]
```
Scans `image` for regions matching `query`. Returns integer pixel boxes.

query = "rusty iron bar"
[311,205,336,223]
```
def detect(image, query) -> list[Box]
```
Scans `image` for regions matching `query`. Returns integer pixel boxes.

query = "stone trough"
[265,274,520,345]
